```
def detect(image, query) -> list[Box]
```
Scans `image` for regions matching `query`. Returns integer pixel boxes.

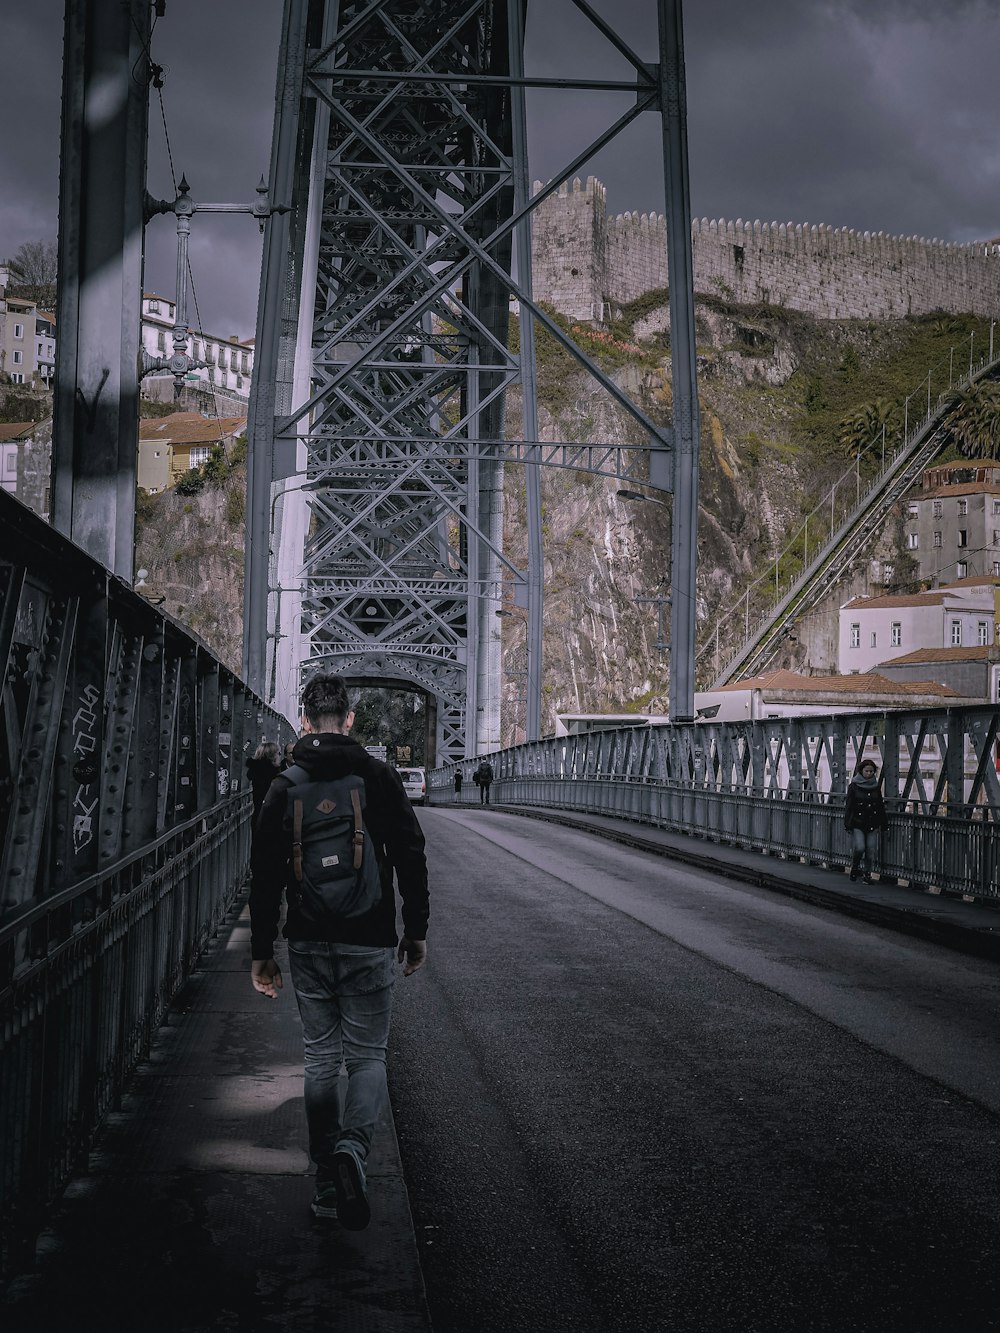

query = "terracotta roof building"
[138,412,246,492]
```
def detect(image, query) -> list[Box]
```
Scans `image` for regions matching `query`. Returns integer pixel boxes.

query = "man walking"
[475,758,494,805]
[249,673,429,1229]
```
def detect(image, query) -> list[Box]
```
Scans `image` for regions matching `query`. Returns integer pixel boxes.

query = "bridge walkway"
[3,890,431,1333]
[4,802,1000,1333]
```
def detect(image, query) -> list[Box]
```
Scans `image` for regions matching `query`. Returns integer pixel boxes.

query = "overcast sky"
[5,0,1000,339]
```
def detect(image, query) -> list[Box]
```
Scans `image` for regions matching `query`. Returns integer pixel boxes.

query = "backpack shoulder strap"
[283,763,310,787]
[350,785,364,869]
[292,797,304,883]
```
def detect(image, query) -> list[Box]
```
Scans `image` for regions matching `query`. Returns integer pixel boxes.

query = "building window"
[907,532,919,549]
[230,349,238,371]
[153,450,161,458]
[869,631,877,648]
[933,500,943,517]
[958,499,968,515]
[979,621,990,646]
[933,531,942,547]
[149,300,160,313]
[958,530,968,548]
[907,502,918,517]
[221,371,228,387]
[5,455,16,473]
[157,330,166,352]
[10,373,23,384]
[883,562,894,583]
[993,499,1000,517]
[13,322,23,339]
[241,353,249,374]
[188,445,211,466]
[891,622,901,647]
[36,343,43,357]
[994,561,1000,576]
[951,620,963,645]
[11,350,22,365]
[850,623,860,649]
[957,561,968,579]
[993,530,1000,547]
[218,346,227,367]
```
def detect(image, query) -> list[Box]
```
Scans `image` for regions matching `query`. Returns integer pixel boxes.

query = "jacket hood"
[290,731,366,776]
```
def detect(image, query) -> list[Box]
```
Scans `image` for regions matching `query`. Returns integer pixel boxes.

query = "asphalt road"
[388,807,1000,1333]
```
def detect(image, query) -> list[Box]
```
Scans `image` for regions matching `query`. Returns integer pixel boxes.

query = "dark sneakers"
[332,1150,371,1230]
[310,1181,339,1221]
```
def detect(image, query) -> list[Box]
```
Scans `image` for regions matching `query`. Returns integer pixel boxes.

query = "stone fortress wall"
[531,176,1000,324]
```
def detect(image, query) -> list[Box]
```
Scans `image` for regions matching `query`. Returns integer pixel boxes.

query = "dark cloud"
[3,0,998,339]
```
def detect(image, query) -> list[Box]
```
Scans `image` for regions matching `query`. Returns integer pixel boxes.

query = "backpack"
[282,765,382,921]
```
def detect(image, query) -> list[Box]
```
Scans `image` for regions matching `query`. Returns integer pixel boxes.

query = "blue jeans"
[287,941,395,1183]
[850,827,880,869]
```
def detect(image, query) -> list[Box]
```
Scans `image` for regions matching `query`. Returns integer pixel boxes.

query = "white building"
[0,264,51,387]
[838,578,1000,674]
[140,294,254,398]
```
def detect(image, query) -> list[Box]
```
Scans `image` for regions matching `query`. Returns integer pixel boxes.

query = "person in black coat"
[844,758,888,882]
[246,742,282,823]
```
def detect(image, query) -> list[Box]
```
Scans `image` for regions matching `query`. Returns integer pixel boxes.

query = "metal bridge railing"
[431,708,1000,902]
[0,490,293,1271]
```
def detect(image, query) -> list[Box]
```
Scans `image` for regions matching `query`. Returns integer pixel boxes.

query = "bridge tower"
[244,0,701,749]
[244,0,531,761]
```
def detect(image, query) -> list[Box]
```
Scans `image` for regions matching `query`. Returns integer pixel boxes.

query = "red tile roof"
[875,646,991,665]
[717,670,960,697]
[0,422,37,442]
[842,592,949,610]
[139,412,246,445]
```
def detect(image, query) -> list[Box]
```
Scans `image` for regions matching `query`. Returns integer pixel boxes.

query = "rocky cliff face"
[129,299,970,738]
[135,472,246,672]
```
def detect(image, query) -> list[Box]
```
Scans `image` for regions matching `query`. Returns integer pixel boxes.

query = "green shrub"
[175,468,205,496]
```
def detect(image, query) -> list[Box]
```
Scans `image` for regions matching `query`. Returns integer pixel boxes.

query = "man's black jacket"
[249,732,429,959]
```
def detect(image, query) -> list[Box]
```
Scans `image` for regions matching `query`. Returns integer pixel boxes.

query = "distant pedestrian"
[282,740,296,771]
[844,758,888,883]
[454,769,463,799]
[249,673,429,1230]
[246,741,282,823]
[475,759,494,805]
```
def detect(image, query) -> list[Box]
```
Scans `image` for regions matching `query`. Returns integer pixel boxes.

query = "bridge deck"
[474,801,1000,964]
[4,808,999,1332]
[3,894,430,1333]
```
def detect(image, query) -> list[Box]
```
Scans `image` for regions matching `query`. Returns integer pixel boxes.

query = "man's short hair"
[301,673,351,727]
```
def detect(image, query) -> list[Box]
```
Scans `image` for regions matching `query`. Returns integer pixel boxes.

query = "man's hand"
[397,937,427,976]
[251,958,283,998]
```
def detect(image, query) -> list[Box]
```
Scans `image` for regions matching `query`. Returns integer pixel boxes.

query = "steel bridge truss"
[246,0,681,757]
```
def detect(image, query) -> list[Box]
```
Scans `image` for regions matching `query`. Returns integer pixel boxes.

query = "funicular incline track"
[712,358,1000,687]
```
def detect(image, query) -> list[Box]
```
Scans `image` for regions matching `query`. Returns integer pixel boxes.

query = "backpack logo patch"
[316,799,337,813]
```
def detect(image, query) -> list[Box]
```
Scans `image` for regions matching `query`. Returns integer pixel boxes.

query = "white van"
[397,766,427,806]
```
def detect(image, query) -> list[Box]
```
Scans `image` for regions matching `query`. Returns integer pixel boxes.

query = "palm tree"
[943,380,1000,459]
